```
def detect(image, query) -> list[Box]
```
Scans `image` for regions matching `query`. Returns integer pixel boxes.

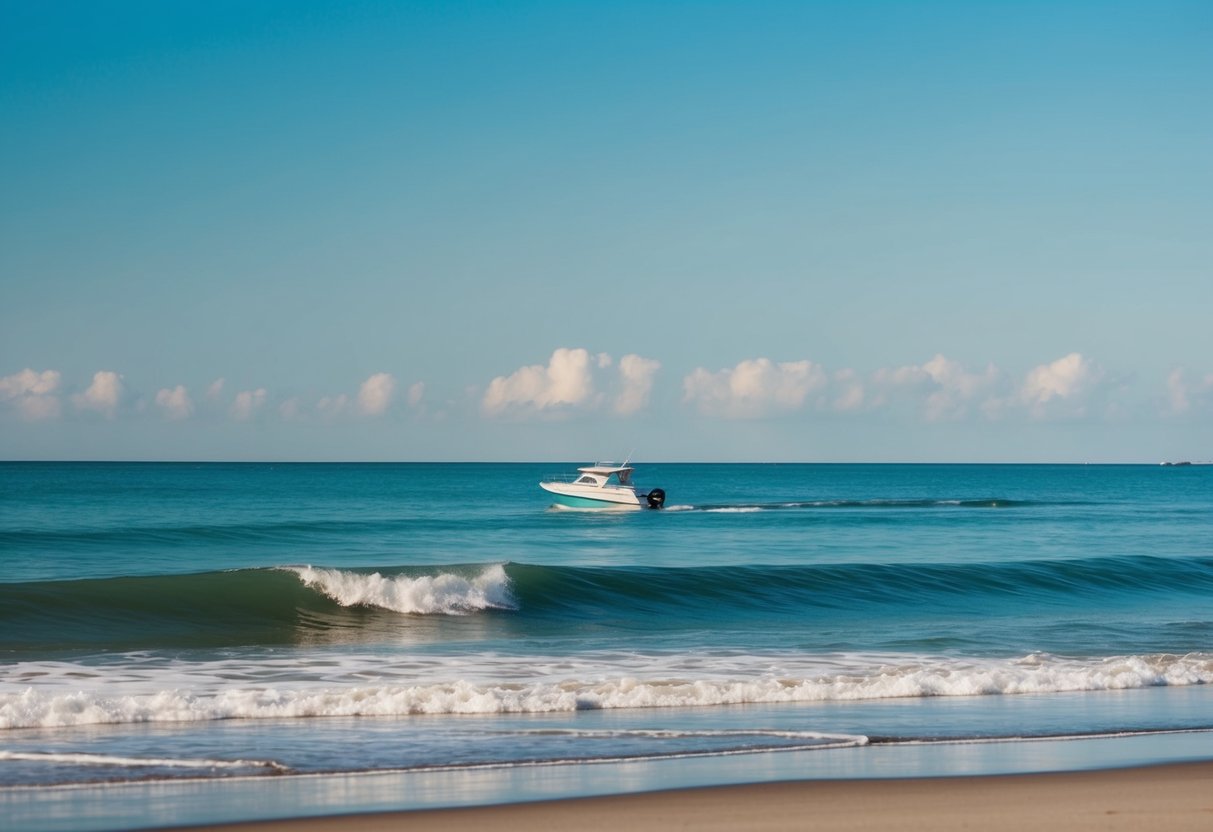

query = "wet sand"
[192,761,1213,831]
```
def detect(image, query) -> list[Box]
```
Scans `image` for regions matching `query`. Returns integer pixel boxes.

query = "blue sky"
[2,1,1211,461]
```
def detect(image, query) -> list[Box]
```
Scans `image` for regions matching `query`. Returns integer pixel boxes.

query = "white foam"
[517,728,866,743]
[0,750,287,771]
[2,652,1209,729]
[702,507,764,513]
[286,564,516,615]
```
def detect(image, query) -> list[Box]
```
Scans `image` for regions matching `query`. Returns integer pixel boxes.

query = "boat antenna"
[622,448,635,468]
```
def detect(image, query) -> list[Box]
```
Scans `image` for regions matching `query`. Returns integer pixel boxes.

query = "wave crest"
[287,564,516,615]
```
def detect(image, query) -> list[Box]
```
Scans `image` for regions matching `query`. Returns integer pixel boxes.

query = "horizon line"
[2,459,1206,466]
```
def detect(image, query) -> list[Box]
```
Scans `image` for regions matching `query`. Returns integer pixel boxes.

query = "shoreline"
[177,761,1213,832]
[7,727,1213,832]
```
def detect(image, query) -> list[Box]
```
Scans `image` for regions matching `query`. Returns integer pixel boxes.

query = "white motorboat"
[539,463,665,511]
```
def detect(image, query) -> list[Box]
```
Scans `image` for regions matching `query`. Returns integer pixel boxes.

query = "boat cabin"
[575,466,634,488]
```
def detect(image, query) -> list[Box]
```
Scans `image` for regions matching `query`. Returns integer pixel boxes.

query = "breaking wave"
[2,652,1210,729]
[285,564,515,615]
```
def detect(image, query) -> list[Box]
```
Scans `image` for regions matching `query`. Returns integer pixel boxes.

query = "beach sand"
[186,761,1213,831]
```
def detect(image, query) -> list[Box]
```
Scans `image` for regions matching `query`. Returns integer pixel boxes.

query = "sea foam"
[3,652,1209,729]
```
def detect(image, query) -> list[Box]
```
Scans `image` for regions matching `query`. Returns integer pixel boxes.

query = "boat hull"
[539,482,643,510]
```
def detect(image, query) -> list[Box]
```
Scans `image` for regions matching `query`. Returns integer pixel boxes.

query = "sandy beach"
[189,761,1213,832]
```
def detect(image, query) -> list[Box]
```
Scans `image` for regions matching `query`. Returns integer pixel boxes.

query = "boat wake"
[666,498,1045,512]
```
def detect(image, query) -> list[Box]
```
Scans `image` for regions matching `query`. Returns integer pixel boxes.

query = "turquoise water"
[2,462,1212,829]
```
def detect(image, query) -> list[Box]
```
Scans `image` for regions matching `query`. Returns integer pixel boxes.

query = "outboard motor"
[645,488,666,510]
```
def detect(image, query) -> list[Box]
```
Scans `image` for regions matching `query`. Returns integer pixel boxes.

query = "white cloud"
[482,348,663,419]
[682,358,826,419]
[869,353,1109,421]
[230,388,267,421]
[205,378,225,400]
[0,368,62,421]
[482,348,600,416]
[873,354,1001,421]
[831,368,865,412]
[1018,352,1100,418]
[357,372,396,416]
[0,368,60,399]
[72,371,124,418]
[1164,368,1213,416]
[18,394,62,421]
[154,385,193,420]
[317,393,349,420]
[614,354,661,415]
[1021,352,1093,403]
[407,381,425,408]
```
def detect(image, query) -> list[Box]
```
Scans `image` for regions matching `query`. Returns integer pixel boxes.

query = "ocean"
[2,462,1211,830]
